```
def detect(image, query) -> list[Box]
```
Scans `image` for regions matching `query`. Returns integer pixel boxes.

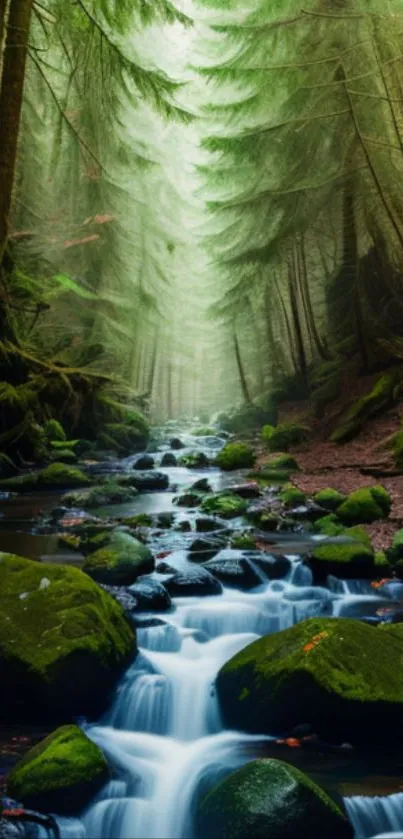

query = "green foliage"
[215,442,256,471]
[44,419,66,442]
[7,725,108,813]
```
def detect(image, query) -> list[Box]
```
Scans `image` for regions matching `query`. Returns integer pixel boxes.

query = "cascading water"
[53,430,402,839]
[344,793,403,838]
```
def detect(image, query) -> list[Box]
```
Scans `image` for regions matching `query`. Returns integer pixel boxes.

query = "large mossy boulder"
[0,463,91,492]
[0,554,135,721]
[201,493,247,519]
[308,533,375,580]
[7,725,108,814]
[195,758,352,839]
[314,488,346,511]
[83,529,154,585]
[62,480,138,509]
[262,423,309,451]
[216,617,403,745]
[215,443,256,471]
[337,485,391,524]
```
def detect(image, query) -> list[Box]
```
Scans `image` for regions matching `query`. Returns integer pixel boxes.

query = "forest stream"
[2,424,403,839]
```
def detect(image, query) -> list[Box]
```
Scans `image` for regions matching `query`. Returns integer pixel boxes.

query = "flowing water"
[5,426,403,839]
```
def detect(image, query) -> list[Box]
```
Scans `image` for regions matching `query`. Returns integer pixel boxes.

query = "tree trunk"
[0,0,9,67]
[288,253,308,384]
[342,187,368,370]
[233,330,252,405]
[0,0,33,262]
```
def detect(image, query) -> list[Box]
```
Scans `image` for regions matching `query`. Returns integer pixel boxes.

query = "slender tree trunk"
[233,329,252,405]
[298,236,329,359]
[0,0,9,67]
[342,187,368,370]
[147,334,158,395]
[0,0,34,262]
[273,275,298,373]
[264,286,278,384]
[288,253,308,384]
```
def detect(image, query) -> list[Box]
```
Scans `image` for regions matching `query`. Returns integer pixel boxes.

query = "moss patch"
[215,443,256,471]
[196,758,352,839]
[314,488,346,511]
[0,553,135,721]
[44,419,66,442]
[337,486,391,524]
[267,453,300,471]
[83,529,154,585]
[0,463,91,492]
[62,481,138,509]
[330,372,401,444]
[7,725,108,814]
[201,493,247,519]
[216,617,403,744]
[308,538,375,580]
[280,486,306,507]
[262,422,309,451]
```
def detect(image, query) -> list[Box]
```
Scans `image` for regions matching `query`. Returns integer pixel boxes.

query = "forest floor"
[256,390,403,551]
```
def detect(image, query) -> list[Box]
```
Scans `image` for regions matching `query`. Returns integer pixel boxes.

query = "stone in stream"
[174,491,204,508]
[190,478,213,493]
[195,517,226,533]
[307,534,376,581]
[7,725,109,814]
[203,551,262,590]
[188,537,226,563]
[62,481,139,509]
[129,576,172,612]
[132,454,155,470]
[170,437,185,450]
[120,470,169,492]
[83,529,154,585]
[200,493,247,519]
[160,452,178,467]
[0,553,135,721]
[229,482,261,499]
[178,452,210,468]
[216,616,403,746]
[164,566,223,597]
[195,758,353,839]
[246,552,291,580]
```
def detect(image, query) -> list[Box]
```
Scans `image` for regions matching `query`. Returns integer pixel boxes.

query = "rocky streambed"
[1,422,403,838]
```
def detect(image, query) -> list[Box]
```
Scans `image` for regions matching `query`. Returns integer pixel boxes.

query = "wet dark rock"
[246,505,279,531]
[190,478,213,493]
[179,452,211,469]
[157,512,175,528]
[161,452,178,467]
[175,520,192,532]
[174,491,203,508]
[164,567,223,597]
[133,454,155,470]
[229,482,261,499]
[129,577,172,612]
[188,537,223,563]
[204,550,262,590]
[127,471,169,492]
[247,553,291,580]
[195,517,226,533]
[287,503,328,521]
[157,561,177,574]
[170,438,185,450]
[130,615,167,628]
[100,585,138,613]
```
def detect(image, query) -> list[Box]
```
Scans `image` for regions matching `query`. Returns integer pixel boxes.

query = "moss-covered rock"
[314,488,346,511]
[0,554,135,721]
[262,422,309,451]
[83,529,154,585]
[98,410,149,455]
[44,419,67,443]
[267,453,300,471]
[174,491,204,508]
[308,537,375,580]
[280,486,306,507]
[7,725,108,814]
[62,481,138,509]
[313,514,344,536]
[50,449,78,463]
[389,529,403,561]
[178,452,210,468]
[215,443,256,471]
[337,486,391,524]
[230,533,256,550]
[201,493,247,519]
[216,617,403,744]
[191,427,216,437]
[196,758,352,839]
[330,372,401,444]
[249,468,290,484]
[0,462,91,492]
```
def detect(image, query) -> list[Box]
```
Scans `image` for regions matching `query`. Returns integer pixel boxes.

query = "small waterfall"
[344,793,403,838]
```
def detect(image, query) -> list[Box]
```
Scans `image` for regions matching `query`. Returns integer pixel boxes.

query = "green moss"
[44,419,66,442]
[314,488,346,511]
[375,550,390,571]
[313,514,344,536]
[178,452,210,468]
[83,529,154,584]
[216,617,403,744]
[98,410,149,454]
[388,428,403,469]
[230,533,256,550]
[0,463,91,492]
[280,486,306,507]
[7,725,108,813]
[50,449,78,463]
[262,422,309,451]
[0,553,135,721]
[190,427,216,436]
[309,539,375,579]
[391,529,403,560]
[196,758,352,839]
[331,373,400,444]
[337,487,390,524]
[122,514,153,528]
[249,468,290,484]
[173,490,204,508]
[267,453,300,471]
[62,480,138,509]
[215,443,256,471]
[201,493,247,519]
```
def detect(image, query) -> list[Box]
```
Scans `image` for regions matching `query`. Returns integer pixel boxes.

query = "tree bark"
[233,329,252,405]
[0,0,9,67]
[0,0,33,262]
[288,252,308,384]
